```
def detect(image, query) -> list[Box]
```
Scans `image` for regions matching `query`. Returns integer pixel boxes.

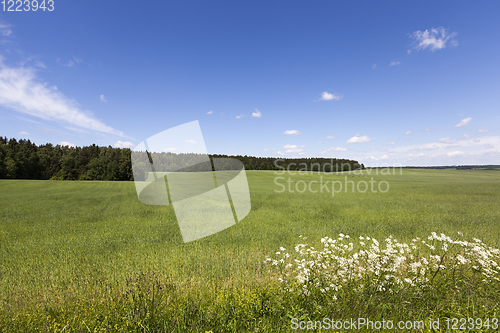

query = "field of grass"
[1,169,500,332]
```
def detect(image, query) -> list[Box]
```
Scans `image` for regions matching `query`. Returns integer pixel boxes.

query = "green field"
[1,169,500,332]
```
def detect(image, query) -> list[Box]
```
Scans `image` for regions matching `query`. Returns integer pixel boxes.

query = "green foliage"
[0,137,133,181]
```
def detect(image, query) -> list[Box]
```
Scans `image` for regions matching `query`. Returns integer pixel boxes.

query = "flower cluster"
[265,232,500,298]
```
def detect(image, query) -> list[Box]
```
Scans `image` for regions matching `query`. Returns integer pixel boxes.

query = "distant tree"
[4,157,17,179]
[82,156,109,180]
[0,138,6,178]
[0,136,362,180]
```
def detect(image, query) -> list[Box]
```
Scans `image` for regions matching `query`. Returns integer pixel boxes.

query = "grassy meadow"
[1,169,500,332]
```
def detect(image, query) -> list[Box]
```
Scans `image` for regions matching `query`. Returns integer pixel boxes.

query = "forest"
[0,137,361,180]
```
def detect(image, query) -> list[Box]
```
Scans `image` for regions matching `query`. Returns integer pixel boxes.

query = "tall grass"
[1,169,500,331]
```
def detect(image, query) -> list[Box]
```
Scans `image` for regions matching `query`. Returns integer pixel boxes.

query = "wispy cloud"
[390,136,497,157]
[0,60,124,136]
[252,108,262,118]
[38,127,67,135]
[447,150,465,157]
[0,23,12,37]
[284,130,301,135]
[410,27,458,52]
[20,56,46,69]
[454,117,472,127]
[317,91,343,101]
[438,137,453,143]
[59,56,83,68]
[326,136,335,139]
[236,114,244,119]
[100,94,107,103]
[358,135,500,167]
[206,110,213,115]
[372,64,377,70]
[389,60,401,66]
[347,135,371,144]
[463,129,489,139]
[114,141,136,148]
[18,131,30,136]
[387,141,395,145]
[406,130,412,135]
[186,139,197,144]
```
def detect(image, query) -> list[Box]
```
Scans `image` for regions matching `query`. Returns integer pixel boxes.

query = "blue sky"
[1,1,499,166]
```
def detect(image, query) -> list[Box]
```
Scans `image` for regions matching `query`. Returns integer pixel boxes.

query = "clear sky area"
[1,1,499,166]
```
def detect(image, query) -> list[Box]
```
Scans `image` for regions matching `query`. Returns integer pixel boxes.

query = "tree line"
[0,137,362,181]
[0,137,133,180]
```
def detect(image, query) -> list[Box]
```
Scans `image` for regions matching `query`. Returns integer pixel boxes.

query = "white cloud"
[380,154,390,160]
[0,23,12,37]
[454,117,472,127]
[389,60,401,66]
[279,144,306,155]
[394,136,499,156]
[423,128,430,132]
[114,141,136,148]
[0,60,124,136]
[387,141,395,145]
[186,139,197,144]
[358,135,500,167]
[438,137,453,143]
[164,147,177,152]
[347,135,371,144]
[321,147,348,153]
[464,129,489,139]
[18,131,30,135]
[326,136,335,139]
[236,114,244,119]
[406,153,425,159]
[100,94,107,103]
[411,27,458,52]
[59,141,76,148]
[447,151,465,157]
[406,131,412,135]
[318,91,343,101]
[372,64,377,70]
[284,130,301,135]
[206,110,213,115]
[252,108,262,118]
